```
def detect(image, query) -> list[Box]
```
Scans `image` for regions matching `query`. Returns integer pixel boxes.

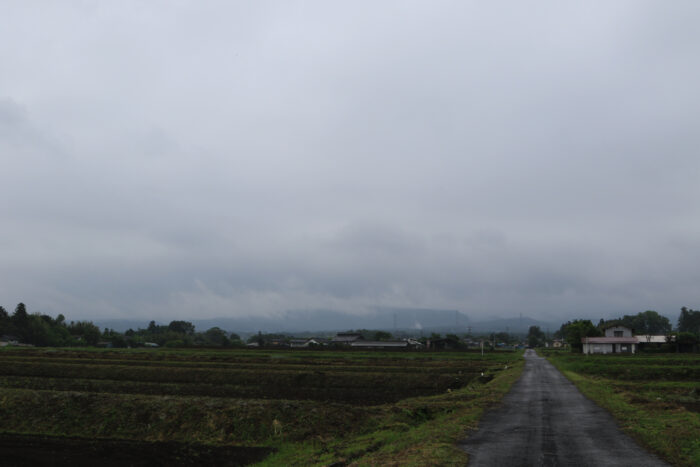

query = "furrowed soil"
[0,347,523,466]
[0,433,272,467]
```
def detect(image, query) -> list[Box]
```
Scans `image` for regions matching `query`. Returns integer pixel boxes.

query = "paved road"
[459,349,668,466]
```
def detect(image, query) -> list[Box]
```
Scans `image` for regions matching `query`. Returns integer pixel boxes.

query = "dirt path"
[459,349,668,466]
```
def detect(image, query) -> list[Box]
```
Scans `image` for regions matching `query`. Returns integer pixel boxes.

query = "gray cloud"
[1,1,699,324]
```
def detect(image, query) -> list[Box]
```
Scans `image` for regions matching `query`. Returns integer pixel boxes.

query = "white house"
[581,326,637,354]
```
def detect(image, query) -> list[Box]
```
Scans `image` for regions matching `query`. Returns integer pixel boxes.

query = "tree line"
[0,303,243,348]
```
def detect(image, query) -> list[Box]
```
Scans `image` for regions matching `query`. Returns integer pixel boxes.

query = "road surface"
[459,349,668,466]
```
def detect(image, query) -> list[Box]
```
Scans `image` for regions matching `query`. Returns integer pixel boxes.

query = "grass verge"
[256,358,524,466]
[547,355,700,467]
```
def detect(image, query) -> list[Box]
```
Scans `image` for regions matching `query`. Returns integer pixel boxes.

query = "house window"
[614,331,623,337]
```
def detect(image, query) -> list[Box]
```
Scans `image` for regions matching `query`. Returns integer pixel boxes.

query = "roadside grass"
[546,353,700,467]
[256,358,524,466]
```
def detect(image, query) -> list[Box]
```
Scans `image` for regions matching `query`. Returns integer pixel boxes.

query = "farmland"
[545,351,700,466]
[0,347,523,466]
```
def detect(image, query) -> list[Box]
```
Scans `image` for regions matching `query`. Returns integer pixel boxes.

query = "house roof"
[581,337,638,344]
[332,334,363,342]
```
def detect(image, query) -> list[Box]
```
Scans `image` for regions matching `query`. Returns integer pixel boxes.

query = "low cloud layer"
[1,2,699,323]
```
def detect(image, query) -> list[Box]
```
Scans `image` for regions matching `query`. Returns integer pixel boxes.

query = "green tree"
[372,330,392,341]
[678,307,700,335]
[527,326,545,348]
[495,332,511,344]
[203,327,230,346]
[620,310,671,335]
[68,321,101,346]
[147,320,160,334]
[25,315,66,346]
[560,320,601,352]
[0,305,13,336]
[11,303,30,341]
[168,320,195,336]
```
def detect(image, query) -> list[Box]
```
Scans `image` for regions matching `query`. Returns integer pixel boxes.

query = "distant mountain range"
[94,308,561,336]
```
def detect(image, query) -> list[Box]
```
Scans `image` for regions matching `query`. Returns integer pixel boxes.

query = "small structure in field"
[581,326,637,354]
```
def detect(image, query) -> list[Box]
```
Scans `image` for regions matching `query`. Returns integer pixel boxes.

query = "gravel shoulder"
[459,349,669,467]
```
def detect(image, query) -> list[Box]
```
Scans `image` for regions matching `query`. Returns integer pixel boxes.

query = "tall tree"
[0,305,13,336]
[560,320,601,352]
[168,320,195,335]
[203,327,230,346]
[678,307,700,335]
[527,325,545,347]
[12,303,29,340]
[620,310,671,335]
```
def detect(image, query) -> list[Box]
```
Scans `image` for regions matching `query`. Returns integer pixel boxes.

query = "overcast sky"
[1,1,699,324]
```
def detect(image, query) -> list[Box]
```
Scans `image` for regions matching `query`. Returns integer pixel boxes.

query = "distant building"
[0,335,19,346]
[349,340,408,350]
[426,337,461,350]
[267,338,288,347]
[405,338,424,348]
[582,326,637,354]
[331,332,364,345]
[289,338,330,348]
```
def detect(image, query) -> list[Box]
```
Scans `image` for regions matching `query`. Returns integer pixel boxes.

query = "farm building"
[349,340,408,350]
[331,332,364,345]
[426,336,461,350]
[581,326,637,354]
[0,335,20,346]
[635,334,673,351]
[289,338,329,348]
